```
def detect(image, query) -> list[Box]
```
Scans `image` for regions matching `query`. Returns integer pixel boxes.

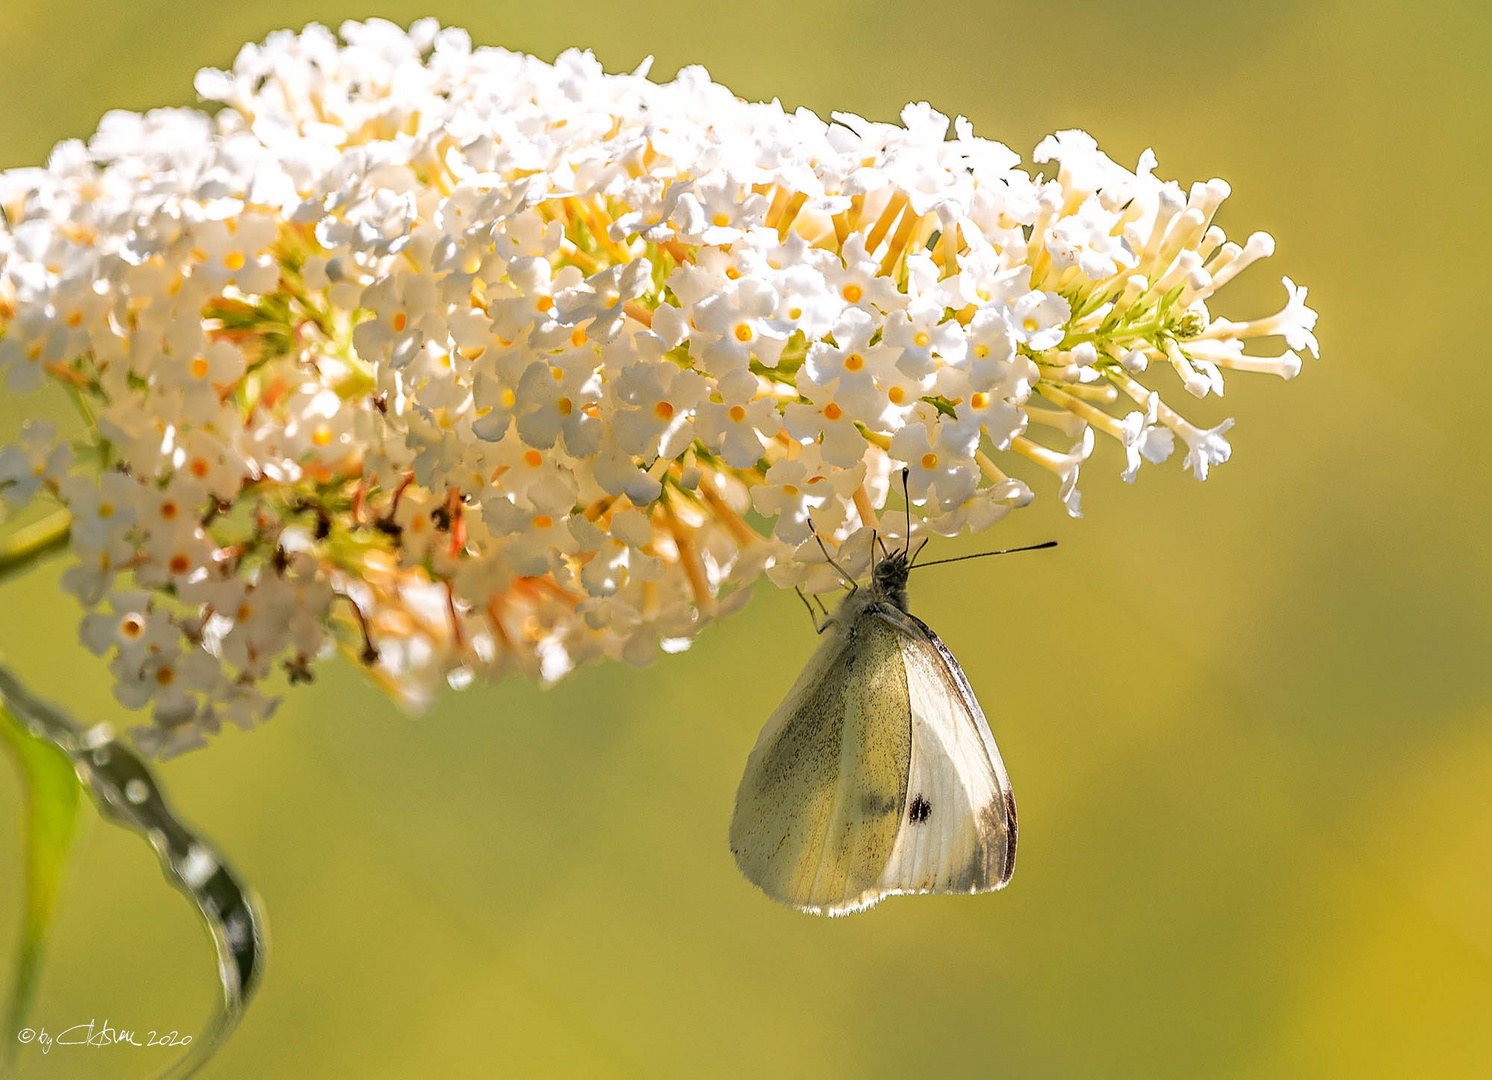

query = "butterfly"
[730,494,1054,916]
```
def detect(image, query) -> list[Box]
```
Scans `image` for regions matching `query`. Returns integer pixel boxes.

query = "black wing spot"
[909,794,931,823]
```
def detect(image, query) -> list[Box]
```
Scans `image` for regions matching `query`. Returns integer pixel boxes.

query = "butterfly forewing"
[730,614,913,915]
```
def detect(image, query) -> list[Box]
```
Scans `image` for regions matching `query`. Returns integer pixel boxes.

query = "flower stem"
[0,510,72,587]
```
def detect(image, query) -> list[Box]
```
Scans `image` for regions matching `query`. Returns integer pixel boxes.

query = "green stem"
[0,510,71,587]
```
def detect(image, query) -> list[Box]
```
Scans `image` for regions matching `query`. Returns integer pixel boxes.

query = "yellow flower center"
[712,212,731,228]
[914,331,930,347]
[823,402,843,422]
[557,397,573,416]
[734,323,753,342]
[654,401,674,421]
[392,312,408,332]
[728,405,747,423]
[190,356,210,379]
[970,392,990,410]
[921,452,938,470]
[888,386,907,405]
[844,353,864,373]
[311,424,333,448]
[532,514,552,528]
[842,283,863,303]
[973,344,990,359]
[524,449,543,468]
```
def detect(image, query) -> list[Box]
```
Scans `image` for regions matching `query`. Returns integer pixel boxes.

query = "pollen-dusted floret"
[0,18,1317,754]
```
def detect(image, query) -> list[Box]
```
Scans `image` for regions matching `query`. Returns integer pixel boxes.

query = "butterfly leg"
[807,517,858,594]
[794,586,829,634]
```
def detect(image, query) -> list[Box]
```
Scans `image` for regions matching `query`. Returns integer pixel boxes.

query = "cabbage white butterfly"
[730,486,1054,916]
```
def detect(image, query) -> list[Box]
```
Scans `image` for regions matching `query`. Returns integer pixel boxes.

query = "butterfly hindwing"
[729,614,913,915]
[874,606,1016,898]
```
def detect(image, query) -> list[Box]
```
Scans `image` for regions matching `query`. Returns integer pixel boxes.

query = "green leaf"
[0,701,82,1066]
[920,394,959,419]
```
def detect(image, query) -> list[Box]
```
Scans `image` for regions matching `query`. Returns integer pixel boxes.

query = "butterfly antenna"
[901,468,913,557]
[909,537,930,565]
[912,540,1058,570]
[808,517,857,591]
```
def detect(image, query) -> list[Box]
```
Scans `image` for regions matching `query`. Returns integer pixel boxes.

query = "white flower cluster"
[0,19,1317,755]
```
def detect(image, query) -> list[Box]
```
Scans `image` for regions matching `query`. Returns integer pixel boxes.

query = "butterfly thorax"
[870,550,911,612]
[828,549,913,630]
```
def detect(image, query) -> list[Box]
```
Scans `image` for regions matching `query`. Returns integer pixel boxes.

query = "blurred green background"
[2,0,1490,1076]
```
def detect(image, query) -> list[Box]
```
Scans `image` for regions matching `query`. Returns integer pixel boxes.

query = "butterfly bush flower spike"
[0,20,1317,755]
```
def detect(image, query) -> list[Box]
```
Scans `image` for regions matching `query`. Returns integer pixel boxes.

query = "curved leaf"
[0,665,266,1079]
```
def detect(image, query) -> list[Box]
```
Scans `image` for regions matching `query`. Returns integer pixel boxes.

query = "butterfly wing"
[729,613,913,915]
[872,606,1017,898]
